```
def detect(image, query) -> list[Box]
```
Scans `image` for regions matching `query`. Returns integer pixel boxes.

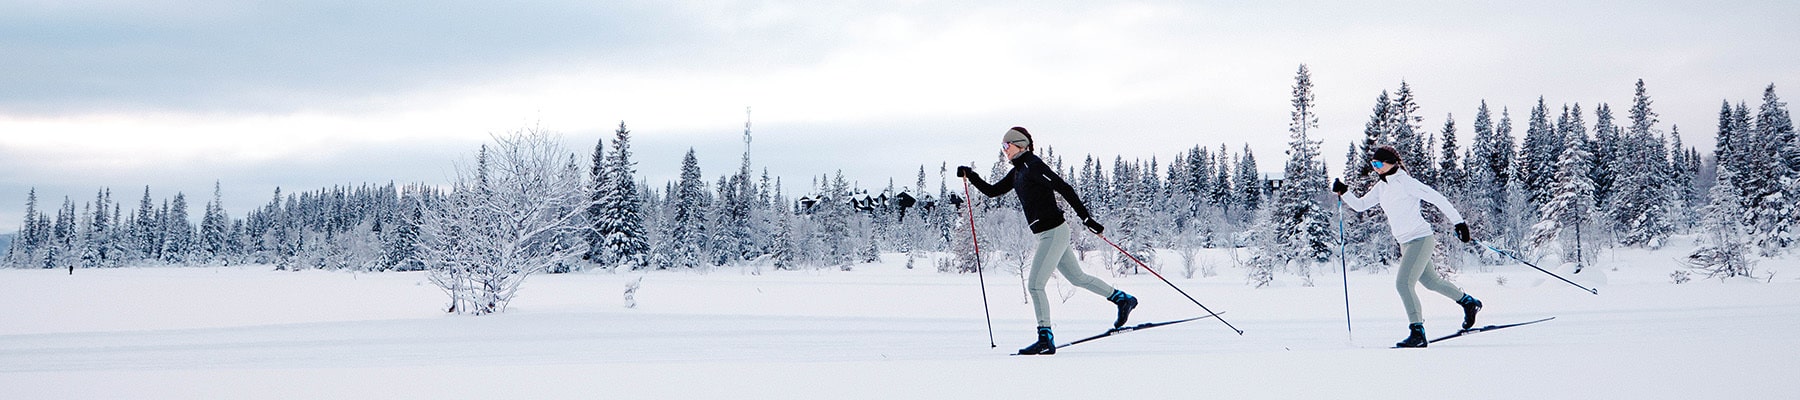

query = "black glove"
[955,166,974,178]
[1082,217,1105,235]
[1455,222,1471,243]
[1332,178,1348,196]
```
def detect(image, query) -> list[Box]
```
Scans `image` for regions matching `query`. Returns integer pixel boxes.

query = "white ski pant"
[1396,235,1465,325]
[1029,223,1116,328]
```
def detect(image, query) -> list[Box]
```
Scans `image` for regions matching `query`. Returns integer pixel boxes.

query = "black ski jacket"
[967,152,1095,234]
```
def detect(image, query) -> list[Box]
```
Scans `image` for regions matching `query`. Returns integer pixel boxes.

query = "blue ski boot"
[1108,290,1138,329]
[1017,327,1056,355]
[1395,323,1428,348]
[1457,294,1483,331]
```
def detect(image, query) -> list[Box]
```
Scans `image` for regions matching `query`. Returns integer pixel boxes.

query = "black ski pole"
[1097,233,1243,335]
[1337,199,1352,340]
[962,178,997,348]
[1473,239,1600,295]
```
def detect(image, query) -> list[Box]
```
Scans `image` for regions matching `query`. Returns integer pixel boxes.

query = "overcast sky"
[2,0,1796,229]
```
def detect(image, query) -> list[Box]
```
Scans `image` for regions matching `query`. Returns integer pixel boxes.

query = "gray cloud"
[0,1,855,116]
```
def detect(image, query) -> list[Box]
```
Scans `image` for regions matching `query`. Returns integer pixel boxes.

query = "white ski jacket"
[1342,168,1464,245]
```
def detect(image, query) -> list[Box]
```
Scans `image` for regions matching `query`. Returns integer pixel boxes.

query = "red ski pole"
[963,178,996,348]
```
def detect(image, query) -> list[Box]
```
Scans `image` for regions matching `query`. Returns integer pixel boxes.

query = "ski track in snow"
[1,243,1797,399]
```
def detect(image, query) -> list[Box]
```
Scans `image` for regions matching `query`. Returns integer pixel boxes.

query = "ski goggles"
[1370,160,1387,169]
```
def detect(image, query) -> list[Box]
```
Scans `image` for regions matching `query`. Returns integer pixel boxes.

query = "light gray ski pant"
[1397,235,1466,324]
[1028,223,1116,327]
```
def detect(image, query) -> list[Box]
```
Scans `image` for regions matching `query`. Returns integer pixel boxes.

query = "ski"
[1012,312,1225,355]
[1422,316,1556,345]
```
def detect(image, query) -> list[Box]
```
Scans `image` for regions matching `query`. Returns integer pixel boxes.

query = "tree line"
[6,67,1791,298]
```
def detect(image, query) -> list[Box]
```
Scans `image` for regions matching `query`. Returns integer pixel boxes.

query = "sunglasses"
[1370,160,1387,169]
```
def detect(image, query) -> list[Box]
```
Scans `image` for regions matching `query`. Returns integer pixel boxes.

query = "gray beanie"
[1002,126,1032,150]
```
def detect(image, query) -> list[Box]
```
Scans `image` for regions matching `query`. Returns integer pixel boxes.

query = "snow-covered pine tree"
[1140,157,1167,250]
[666,149,709,269]
[1188,145,1214,215]
[1236,144,1263,217]
[1167,150,1192,230]
[1727,102,1762,222]
[1613,80,1674,247]
[582,136,608,265]
[1438,113,1463,201]
[1466,101,1508,255]
[3,189,41,267]
[1391,82,1430,186]
[597,122,650,269]
[48,197,76,269]
[1752,85,1796,251]
[80,189,113,269]
[771,206,799,270]
[1111,157,1147,273]
[821,171,854,267]
[1212,143,1234,225]
[1529,111,1596,264]
[131,187,158,262]
[163,192,193,264]
[1259,64,1331,286]
[1768,86,1800,174]
[1430,113,1470,273]
[383,189,425,271]
[1714,101,1740,187]
[1590,103,1621,212]
[1667,126,1698,232]
[1518,97,1560,214]
[201,182,229,264]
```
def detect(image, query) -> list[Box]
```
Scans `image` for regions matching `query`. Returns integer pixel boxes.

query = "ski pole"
[1337,199,1351,340]
[1473,239,1600,295]
[963,178,996,348]
[1096,233,1243,335]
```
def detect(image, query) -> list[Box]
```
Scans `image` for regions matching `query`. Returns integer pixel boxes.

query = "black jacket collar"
[1010,151,1038,167]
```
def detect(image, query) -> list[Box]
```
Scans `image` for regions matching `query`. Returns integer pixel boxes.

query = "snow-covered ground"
[3,237,1797,399]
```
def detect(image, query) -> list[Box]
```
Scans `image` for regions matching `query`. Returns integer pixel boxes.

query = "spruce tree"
[201,182,230,263]
[1530,115,1596,263]
[1613,80,1674,247]
[1519,97,1559,212]
[6,189,41,267]
[164,193,193,264]
[1213,143,1234,218]
[1236,144,1262,215]
[667,149,708,269]
[594,122,650,268]
[583,136,608,265]
[1438,113,1463,199]
[1261,64,1332,285]
[1667,126,1698,231]
[1468,101,1513,252]
[1590,104,1621,210]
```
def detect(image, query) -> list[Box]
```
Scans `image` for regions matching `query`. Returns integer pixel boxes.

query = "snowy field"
[3,237,1797,399]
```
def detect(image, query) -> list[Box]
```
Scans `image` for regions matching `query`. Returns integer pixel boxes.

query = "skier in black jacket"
[958,126,1137,355]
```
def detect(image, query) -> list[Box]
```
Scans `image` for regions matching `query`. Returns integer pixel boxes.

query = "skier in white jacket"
[1334,145,1483,348]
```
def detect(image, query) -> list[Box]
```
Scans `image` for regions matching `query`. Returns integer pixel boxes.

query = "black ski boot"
[1456,294,1483,331]
[1017,327,1056,355]
[1395,323,1428,348]
[1107,290,1138,329]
